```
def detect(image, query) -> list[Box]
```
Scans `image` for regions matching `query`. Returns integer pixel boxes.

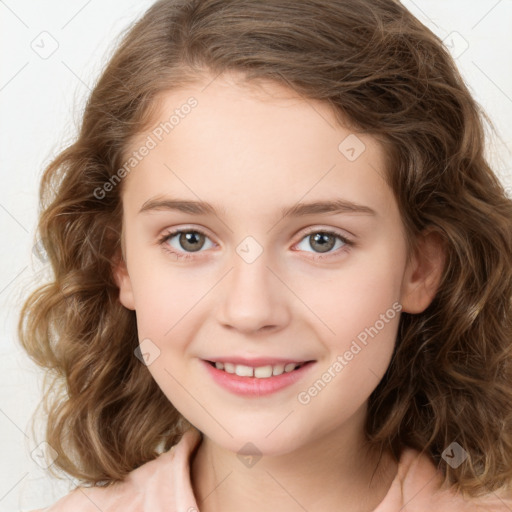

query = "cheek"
[128,261,214,338]
[297,243,405,342]
[294,243,404,391]
[295,272,402,425]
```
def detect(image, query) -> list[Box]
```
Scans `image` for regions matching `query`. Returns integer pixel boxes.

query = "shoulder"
[376,446,512,512]
[30,427,202,512]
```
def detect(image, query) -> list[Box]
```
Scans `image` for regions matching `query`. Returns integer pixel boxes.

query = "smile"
[202,359,316,397]
[208,360,308,378]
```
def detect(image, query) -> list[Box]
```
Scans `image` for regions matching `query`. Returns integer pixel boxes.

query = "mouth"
[205,360,313,379]
[201,359,317,397]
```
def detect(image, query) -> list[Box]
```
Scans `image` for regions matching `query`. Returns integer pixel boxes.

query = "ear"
[400,228,445,314]
[112,250,136,311]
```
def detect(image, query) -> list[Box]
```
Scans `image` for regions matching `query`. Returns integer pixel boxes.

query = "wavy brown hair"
[18,0,512,497]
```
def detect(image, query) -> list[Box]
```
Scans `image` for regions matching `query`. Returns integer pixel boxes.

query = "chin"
[203,422,306,458]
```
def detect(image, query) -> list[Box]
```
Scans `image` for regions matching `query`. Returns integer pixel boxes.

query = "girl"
[19,0,512,510]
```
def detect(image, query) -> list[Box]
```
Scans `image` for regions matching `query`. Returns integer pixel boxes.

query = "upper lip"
[204,356,315,367]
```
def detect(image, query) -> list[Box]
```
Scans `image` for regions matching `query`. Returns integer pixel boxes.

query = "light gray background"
[1,1,511,510]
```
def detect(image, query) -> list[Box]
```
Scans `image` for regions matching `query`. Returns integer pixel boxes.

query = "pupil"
[311,233,334,253]
[181,231,204,252]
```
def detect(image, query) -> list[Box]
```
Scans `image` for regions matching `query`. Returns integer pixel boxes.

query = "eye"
[294,229,353,259]
[157,227,353,261]
[158,228,215,259]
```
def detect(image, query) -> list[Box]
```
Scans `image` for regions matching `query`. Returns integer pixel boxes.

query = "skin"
[113,71,444,511]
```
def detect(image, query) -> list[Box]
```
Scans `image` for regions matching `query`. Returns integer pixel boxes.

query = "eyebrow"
[138,196,377,218]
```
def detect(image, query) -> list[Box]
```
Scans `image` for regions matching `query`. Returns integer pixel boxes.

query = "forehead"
[120,72,394,219]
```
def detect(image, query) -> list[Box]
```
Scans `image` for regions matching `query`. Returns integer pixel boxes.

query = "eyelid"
[295,225,355,242]
[158,224,354,244]
[159,224,217,243]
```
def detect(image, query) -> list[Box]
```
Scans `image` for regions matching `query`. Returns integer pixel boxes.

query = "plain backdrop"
[1,0,511,510]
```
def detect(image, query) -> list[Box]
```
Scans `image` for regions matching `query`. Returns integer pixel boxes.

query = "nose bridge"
[218,240,289,333]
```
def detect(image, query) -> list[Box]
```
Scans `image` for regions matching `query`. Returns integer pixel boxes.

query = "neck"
[190,408,398,512]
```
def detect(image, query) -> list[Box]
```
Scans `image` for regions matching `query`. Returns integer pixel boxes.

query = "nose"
[217,249,290,335]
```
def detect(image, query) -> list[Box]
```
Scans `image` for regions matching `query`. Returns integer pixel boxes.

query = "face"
[113,71,439,457]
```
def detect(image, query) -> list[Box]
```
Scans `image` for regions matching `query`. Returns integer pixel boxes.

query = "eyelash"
[157,227,354,261]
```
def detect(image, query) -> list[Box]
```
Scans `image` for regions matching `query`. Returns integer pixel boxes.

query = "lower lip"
[201,359,316,397]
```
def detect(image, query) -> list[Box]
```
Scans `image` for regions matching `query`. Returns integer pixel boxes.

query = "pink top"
[31,428,512,512]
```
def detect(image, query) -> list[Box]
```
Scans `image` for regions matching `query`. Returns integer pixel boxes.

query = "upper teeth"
[214,362,301,378]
